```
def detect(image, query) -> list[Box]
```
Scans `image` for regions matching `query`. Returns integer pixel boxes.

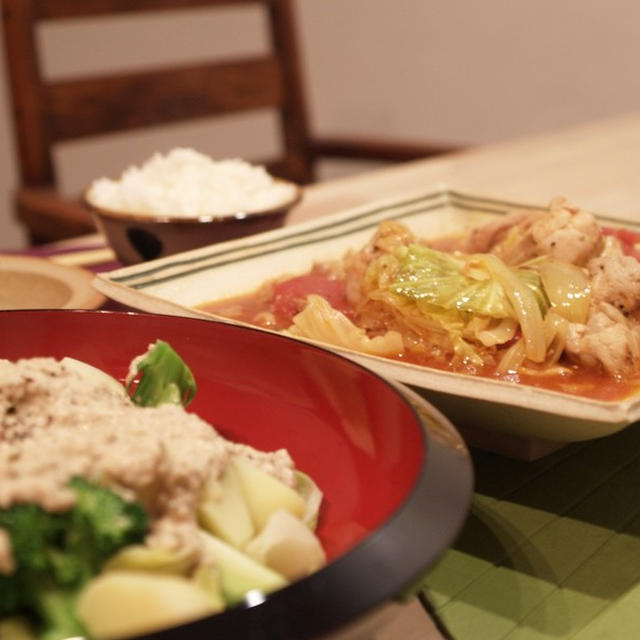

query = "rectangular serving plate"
[94,188,640,449]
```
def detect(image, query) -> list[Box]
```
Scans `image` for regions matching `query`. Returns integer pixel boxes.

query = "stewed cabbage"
[204,197,640,385]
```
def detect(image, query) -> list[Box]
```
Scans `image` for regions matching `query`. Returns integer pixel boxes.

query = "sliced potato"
[199,530,287,604]
[192,562,225,611]
[0,617,36,640]
[76,570,220,640]
[231,456,306,531]
[245,509,326,580]
[198,464,255,548]
[102,544,196,575]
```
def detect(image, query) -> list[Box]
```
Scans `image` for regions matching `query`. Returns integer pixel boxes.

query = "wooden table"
[293,110,640,227]
[13,111,640,639]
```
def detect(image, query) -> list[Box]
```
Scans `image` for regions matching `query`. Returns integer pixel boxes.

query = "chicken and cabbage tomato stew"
[0,341,325,640]
[202,197,640,400]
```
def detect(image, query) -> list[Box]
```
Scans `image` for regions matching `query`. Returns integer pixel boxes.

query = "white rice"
[87,148,297,217]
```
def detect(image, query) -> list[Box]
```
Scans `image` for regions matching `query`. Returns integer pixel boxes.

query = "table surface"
[293,110,640,228]
[7,111,640,640]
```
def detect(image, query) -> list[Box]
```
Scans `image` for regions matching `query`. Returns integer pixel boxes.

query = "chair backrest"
[1,0,315,195]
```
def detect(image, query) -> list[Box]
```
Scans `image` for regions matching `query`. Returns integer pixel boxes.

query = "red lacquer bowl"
[0,310,472,639]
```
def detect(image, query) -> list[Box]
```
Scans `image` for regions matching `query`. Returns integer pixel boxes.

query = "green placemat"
[420,422,640,639]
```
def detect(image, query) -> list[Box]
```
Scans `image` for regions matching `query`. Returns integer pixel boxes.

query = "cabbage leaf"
[389,245,548,319]
[388,245,550,362]
[287,295,404,357]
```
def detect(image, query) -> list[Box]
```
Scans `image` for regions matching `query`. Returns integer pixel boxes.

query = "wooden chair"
[1,0,462,244]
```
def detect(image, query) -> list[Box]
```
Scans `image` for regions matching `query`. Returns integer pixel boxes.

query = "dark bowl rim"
[83,179,302,225]
[0,309,474,639]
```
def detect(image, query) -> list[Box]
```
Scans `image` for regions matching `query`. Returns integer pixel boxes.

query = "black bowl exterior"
[92,210,289,264]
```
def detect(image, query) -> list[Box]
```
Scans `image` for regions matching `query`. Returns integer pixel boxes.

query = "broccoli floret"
[0,572,22,617]
[126,339,197,407]
[0,478,148,639]
[35,590,86,640]
[65,477,148,577]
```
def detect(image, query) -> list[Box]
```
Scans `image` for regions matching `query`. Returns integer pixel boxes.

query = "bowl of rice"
[85,149,302,265]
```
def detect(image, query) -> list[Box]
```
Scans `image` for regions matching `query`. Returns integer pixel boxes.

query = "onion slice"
[479,254,547,363]
[538,259,591,324]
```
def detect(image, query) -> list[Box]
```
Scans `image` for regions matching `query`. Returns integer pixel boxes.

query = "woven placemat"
[421,422,640,639]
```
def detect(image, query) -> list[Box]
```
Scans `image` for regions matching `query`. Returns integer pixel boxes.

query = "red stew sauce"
[200,227,640,402]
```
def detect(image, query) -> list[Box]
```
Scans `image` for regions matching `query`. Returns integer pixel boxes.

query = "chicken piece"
[530,197,603,266]
[462,208,544,262]
[588,248,640,315]
[565,303,640,375]
[459,197,602,266]
[370,219,416,254]
[343,220,414,306]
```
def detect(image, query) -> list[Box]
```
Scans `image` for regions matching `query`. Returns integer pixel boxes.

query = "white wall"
[303,0,640,143]
[1,0,640,249]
